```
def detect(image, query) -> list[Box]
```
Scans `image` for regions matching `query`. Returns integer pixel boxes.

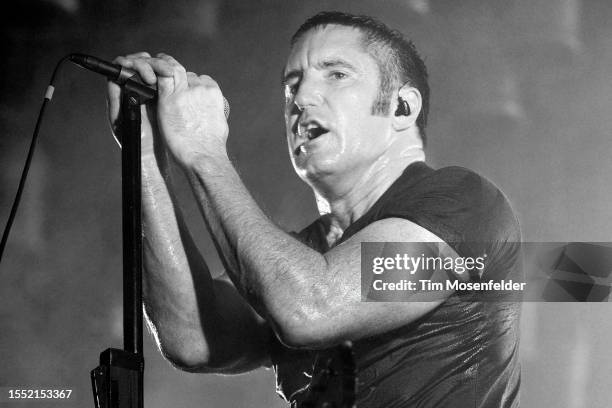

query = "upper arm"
[285,217,460,348]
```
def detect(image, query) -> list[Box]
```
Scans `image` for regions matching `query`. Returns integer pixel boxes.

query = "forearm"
[184,154,332,342]
[141,155,269,372]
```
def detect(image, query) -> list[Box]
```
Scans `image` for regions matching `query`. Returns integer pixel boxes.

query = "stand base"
[91,348,144,408]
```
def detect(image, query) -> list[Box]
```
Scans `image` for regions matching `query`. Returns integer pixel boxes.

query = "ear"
[392,84,422,132]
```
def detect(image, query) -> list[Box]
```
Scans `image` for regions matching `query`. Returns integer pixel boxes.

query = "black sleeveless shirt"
[271,161,522,408]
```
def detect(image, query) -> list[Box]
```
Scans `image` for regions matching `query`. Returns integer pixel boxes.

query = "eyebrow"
[281,58,359,85]
[318,58,358,72]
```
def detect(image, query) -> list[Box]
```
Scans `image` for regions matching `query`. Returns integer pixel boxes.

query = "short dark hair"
[291,11,430,144]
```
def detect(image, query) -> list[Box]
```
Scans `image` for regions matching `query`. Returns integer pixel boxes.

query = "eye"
[330,71,347,80]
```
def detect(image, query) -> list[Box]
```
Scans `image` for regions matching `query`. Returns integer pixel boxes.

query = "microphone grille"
[223,97,230,119]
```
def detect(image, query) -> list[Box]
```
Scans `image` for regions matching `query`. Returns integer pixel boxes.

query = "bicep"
[312,218,460,345]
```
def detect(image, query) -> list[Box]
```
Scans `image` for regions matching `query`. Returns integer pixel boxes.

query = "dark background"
[1,0,611,407]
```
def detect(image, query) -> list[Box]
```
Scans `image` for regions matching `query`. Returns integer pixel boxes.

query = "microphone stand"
[91,89,150,408]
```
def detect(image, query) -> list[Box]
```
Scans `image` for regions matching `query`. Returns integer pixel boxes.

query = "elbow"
[150,326,222,372]
[160,340,214,373]
[158,336,260,374]
[163,346,232,373]
[165,354,208,373]
[277,329,322,350]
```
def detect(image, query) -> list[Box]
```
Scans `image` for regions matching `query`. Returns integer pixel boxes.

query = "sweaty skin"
[106,25,455,372]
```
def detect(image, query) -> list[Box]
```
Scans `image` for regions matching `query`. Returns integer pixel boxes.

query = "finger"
[107,80,122,118]
[127,57,176,96]
[113,55,134,71]
[106,82,123,145]
[156,53,185,70]
[156,53,188,92]
[197,74,217,86]
[112,52,151,65]
[186,71,199,86]
[106,67,124,132]
[108,54,146,119]
[108,53,154,139]
[130,59,157,85]
[124,51,151,59]
[196,74,227,116]
[126,57,175,96]
[198,74,223,98]
[115,55,158,85]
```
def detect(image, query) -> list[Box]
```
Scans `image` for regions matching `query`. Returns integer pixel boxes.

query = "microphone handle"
[122,75,157,101]
[69,53,229,117]
[69,53,156,100]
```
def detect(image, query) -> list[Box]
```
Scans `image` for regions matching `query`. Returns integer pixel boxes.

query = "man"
[108,11,522,407]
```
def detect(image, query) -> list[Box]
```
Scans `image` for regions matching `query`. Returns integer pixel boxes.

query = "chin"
[293,156,345,186]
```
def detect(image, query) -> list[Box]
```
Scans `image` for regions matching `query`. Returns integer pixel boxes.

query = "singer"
[107,12,522,407]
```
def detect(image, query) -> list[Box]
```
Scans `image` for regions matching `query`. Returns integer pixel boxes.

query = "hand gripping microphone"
[68,53,230,118]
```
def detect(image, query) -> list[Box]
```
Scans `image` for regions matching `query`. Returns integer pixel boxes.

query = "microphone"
[68,53,229,118]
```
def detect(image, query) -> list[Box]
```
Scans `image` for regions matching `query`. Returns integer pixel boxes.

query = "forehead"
[284,24,376,73]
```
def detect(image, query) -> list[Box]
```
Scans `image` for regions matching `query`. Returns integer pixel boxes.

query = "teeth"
[298,126,319,138]
[295,120,327,150]
[297,121,324,137]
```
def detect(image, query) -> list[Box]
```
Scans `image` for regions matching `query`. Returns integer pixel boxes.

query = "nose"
[293,75,323,111]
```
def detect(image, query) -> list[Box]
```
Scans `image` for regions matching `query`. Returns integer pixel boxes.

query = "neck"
[313,146,425,239]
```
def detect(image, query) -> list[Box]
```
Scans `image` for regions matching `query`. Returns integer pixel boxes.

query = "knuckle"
[131,59,151,72]
[198,85,222,100]
[199,75,220,89]
[126,51,150,58]
[209,85,222,95]
[113,56,129,65]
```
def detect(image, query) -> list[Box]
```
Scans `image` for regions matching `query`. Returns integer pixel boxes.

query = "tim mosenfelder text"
[369,253,526,293]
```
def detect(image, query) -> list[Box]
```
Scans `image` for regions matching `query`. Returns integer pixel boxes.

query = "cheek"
[343,90,377,124]
[285,122,292,139]
[335,96,374,147]
[338,114,389,158]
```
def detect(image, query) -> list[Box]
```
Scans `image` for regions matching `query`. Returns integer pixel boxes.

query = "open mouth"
[294,122,329,155]
[304,125,328,140]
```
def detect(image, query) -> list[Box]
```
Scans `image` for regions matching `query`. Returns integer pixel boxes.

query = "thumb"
[106,80,125,148]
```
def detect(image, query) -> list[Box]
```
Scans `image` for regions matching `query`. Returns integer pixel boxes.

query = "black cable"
[0,55,71,264]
